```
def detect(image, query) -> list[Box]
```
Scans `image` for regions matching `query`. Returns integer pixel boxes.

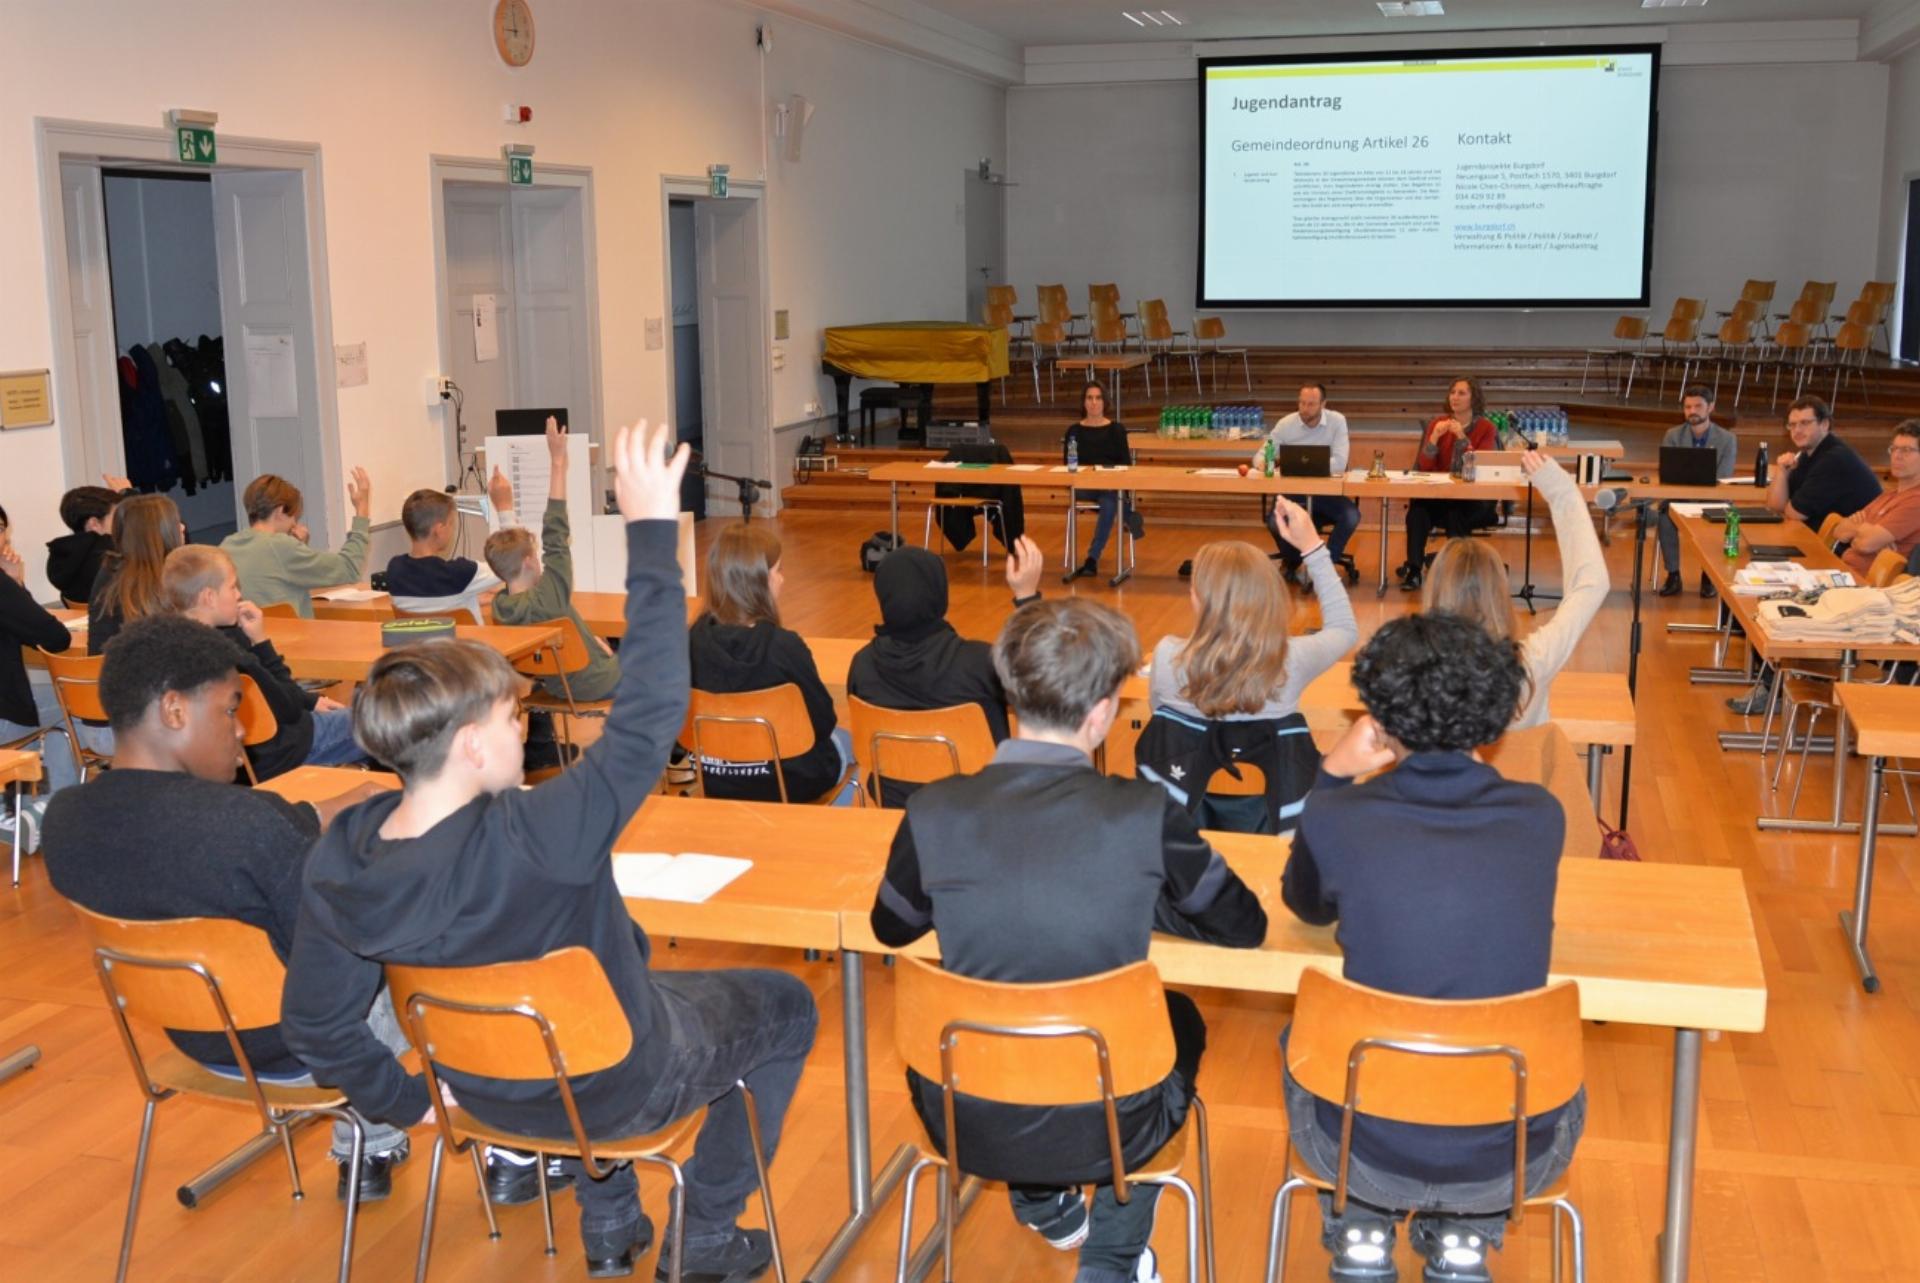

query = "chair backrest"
[686,684,819,802]
[392,602,480,626]
[1612,314,1647,342]
[511,616,596,680]
[983,299,1015,329]
[258,601,301,620]
[892,955,1175,1106]
[1818,511,1845,544]
[1727,298,1764,326]
[1193,316,1226,342]
[1738,279,1776,305]
[1833,322,1870,355]
[1088,282,1121,309]
[1787,298,1823,326]
[235,674,279,750]
[1091,310,1128,346]
[1809,280,1837,308]
[1205,761,1267,797]
[72,905,289,1033]
[1037,284,1070,321]
[1860,280,1895,307]
[1033,320,1067,348]
[41,648,109,723]
[1867,548,1908,588]
[1668,297,1705,323]
[848,697,995,803]
[386,946,632,1082]
[1716,317,1754,346]
[986,284,1018,309]
[1286,967,1584,1127]
[1774,320,1812,352]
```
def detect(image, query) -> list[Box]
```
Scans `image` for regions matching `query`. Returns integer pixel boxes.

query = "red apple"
[1237,463,1251,477]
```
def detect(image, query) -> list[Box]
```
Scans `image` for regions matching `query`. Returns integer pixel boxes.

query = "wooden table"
[259,764,399,807]
[1833,683,1920,992]
[314,586,704,637]
[1343,470,1590,598]
[259,618,562,684]
[613,793,1763,1283]
[1679,514,1920,835]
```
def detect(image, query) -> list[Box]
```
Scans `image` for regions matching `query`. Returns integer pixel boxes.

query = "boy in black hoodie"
[281,422,817,1282]
[45,479,130,605]
[846,537,1043,805]
[162,545,366,779]
[870,596,1268,1283]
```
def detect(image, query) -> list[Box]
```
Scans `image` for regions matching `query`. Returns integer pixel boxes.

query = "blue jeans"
[570,968,818,1256]
[204,988,412,1162]
[829,726,858,807]
[1270,495,1362,567]
[1281,1047,1586,1248]
[304,708,366,766]
[0,674,80,794]
[1085,492,1132,565]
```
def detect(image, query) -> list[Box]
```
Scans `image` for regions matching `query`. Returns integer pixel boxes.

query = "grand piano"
[821,321,1010,442]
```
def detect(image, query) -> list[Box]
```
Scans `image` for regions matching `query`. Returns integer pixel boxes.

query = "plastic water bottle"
[1066,435,1079,473]
[1462,447,1478,482]
[1724,507,1741,559]
[1556,409,1569,446]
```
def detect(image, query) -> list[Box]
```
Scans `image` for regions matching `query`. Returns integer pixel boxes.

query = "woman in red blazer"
[1398,376,1499,590]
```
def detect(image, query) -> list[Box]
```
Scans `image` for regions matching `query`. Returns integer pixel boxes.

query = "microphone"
[1590,486,1631,512]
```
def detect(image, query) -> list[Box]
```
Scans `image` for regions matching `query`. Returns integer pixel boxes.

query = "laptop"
[1278,444,1332,477]
[495,407,569,436]
[1659,446,1719,487]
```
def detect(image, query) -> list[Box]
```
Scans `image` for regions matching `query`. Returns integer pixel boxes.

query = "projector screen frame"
[1194,41,1662,312]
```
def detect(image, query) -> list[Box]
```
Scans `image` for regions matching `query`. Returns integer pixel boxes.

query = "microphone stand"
[696,462,774,522]
[1618,497,1653,829]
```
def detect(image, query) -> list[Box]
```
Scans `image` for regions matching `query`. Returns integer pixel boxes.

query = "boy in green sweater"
[486,418,620,702]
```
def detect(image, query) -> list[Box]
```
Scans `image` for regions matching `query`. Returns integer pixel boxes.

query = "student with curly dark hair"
[1278,613,1582,1283]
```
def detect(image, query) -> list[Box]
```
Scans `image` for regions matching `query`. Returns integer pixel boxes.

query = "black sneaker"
[336,1144,407,1204]
[1725,685,1771,717]
[1657,571,1682,597]
[1063,558,1098,584]
[653,1227,775,1283]
[1124,508,1145,540]
[1326,1216,1398,1280]
[665,746,697,788]
[587,1213,656,1279]
[1021,1188,1090,1251]
[1700,572,1715,597]
[484,1149,575,1205]
[1409,1218,1492,1282]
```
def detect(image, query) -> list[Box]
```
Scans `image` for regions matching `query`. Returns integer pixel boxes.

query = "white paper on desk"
[1050,466,1076,473]
[314,587,384,602]
[1668,502,1713,517]
[1718,477,1754,485]
[1006,464,1043,472]
[1093,464,1130,472]
[922,460,963,469]
[472,293,499,362]
[1193,467,1241,477]
[614,852,752,903]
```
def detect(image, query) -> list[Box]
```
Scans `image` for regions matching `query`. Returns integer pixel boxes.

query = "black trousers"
[1403,498,1498,570]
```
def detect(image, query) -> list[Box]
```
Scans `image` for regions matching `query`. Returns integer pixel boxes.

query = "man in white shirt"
[1253,382,1361,584]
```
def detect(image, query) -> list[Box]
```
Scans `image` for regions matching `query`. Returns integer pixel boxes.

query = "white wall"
[1880,44,1920,353]
[102,175,222,352]
[0,0,1003,595]
[1007,59,1890,347]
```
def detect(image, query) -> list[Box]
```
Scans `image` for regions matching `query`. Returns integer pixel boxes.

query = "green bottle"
[1724,507,1741,559]
[1263,439,1276,478]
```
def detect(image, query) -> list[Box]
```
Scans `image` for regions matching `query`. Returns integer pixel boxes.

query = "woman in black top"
[1062,382,1142,582]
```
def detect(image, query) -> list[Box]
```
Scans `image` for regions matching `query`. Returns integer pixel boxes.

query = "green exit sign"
[508,155,533,185]
[176,125,216,166]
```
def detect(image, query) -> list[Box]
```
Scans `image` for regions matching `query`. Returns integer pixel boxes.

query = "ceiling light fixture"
[1121,9,1183,25]
[1122,11,1146,25]
[1641,0,1708,8]
[1377,1,1444,15]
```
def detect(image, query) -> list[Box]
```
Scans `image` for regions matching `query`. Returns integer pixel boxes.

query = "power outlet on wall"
[803,400,821,417]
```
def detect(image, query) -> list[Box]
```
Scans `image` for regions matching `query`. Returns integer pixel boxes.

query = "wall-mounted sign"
[0,369,53,429]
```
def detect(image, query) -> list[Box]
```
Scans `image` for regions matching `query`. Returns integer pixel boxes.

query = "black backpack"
[1134,709,1321,835]
[860,531,903,573]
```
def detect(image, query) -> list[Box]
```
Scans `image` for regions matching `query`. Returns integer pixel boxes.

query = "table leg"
[1375,497,1391,598]
[1658,1028,1704,1283]
[830,371,853,442]
[1840,754,1886,993]
[1586,745,1607,812]
[803,951,914,1283]
[889,483,900,546]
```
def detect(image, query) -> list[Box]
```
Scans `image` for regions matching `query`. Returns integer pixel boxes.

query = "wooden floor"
[5,507,1919,1282]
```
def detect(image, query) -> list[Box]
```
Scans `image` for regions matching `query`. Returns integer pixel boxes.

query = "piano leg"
[975,381,992,425]
[913,385,933,441]
[829,370,853,443]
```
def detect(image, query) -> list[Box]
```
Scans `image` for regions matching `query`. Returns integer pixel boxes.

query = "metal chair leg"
[1265,1175,1307,1283]
[278,1115,306,1199]
[1140,1174,1200,1283]
[894,1157,940,1283]
[537,1152,556,1255]
[414,1136,448,1283]
[1789,707,1828,814]
[1192,1095,1217,1283]
[737,1083,789,1283]
[114,1098,161,1283]
[938,1164,956,1283]
[320,1108,366,1283]
[467,1141,500,1239]
[1555,1198,1587,1283]
[1771,702,1800,792]
[640,1158,689,1283]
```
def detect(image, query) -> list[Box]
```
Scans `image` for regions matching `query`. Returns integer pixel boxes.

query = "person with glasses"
[1832,419,1920,577]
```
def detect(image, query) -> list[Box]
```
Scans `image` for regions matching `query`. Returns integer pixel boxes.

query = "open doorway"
[661,178,770,519]
[667,199,706,520]
[432,162,603,499]
[100,169,235,542]
[1900,175,1918,365]
[43,121,342,547]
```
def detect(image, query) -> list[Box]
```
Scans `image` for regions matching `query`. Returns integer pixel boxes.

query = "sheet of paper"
[612,853,675,898]
[473,293,499,362]
[314,587,384,602]
[1005,464,1044,472]
[1718,477,1755,485]
[1192,467,1241,477]
[637,854,752,904]
[1668,502,1712,517]
[334,341,368,388]
[922,460,962,469]
[243,331,298,418]
[484,433,592,536]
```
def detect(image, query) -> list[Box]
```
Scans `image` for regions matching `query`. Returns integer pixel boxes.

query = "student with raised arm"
[1422,451,1607,729]
[489,417,620,702]
[282,422,816,1281]
[220,469,373,618]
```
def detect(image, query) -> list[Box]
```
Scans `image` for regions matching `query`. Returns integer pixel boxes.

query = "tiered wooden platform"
[785,345,1920,522]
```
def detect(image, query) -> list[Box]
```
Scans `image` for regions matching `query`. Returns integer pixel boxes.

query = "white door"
[695,197,769,511]
[444,183,516,478]
[59,160,123,482]
[211,169,330,545]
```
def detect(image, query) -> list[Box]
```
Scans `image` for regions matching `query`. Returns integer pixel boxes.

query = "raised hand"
[1519,449,1547,477]
[545,416,567,461]
[1005,535,1045,600]
[1269,496,1323,554]
[347,466,372,518]
[487,466,514,514]
[0,538,24,586]
[611,419,690,524]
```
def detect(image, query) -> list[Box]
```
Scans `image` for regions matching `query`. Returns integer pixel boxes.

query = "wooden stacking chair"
[1827,310,1874,409]
[1141,300,1201,394]
[512,616,612,760]
[1655,298,1707,401]
[1579,315,1649,397]
[891,956,1216,1283]
[1192,317,1251,393]
[39,647,112,780]
[233,673,280,786]
[983,299,1033,405]
[387,947,787,1283]
[2,747,43,888]
[1088,283,1137,343]
[685,684,852,804]
[1030,319,1070,402]
[74,908,371,1283]
[1265,968,1587,1282]
[848,697,996,806]
[1038,284,1085,345]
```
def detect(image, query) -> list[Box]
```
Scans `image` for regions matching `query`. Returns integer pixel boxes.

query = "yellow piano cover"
[822,321,1010,383]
